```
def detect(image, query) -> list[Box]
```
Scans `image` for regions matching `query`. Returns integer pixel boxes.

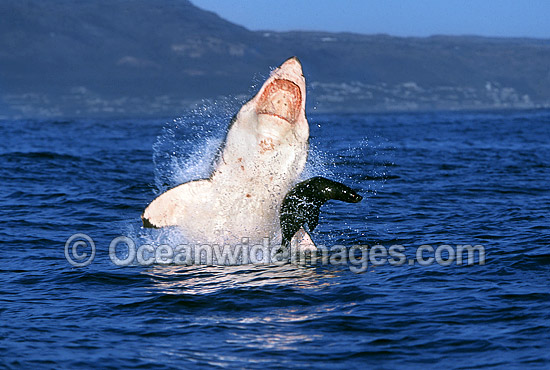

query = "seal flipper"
[280,177,363,247]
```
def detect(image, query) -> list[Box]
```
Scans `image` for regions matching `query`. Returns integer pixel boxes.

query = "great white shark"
[142,57,361,249]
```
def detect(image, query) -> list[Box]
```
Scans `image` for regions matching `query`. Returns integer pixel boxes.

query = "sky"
[191,0,550,39]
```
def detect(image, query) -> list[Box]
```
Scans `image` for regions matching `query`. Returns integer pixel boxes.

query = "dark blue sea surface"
[1,109,549,369]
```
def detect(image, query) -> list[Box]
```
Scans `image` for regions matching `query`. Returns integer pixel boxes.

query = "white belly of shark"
[142,57,312,246]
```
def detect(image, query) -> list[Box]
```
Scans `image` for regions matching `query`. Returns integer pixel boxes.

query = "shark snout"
[280,56,302,74]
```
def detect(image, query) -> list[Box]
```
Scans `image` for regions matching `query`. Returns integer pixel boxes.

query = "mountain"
[1,0,550,118]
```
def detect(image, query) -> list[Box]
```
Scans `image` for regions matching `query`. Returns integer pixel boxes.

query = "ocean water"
[1,108,549,369]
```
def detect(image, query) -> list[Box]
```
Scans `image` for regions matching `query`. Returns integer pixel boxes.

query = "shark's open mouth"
[256,79,302,124]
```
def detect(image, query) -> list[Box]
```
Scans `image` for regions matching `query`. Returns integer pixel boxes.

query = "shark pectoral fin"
[141,179,212,228]
[290,227,317,251]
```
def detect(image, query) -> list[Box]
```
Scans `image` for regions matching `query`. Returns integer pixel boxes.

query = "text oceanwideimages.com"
[64,233,486,273]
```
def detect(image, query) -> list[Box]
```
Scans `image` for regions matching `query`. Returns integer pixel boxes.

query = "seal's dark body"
[280,177,362,247]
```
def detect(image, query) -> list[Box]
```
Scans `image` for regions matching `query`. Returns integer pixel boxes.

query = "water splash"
[151,97,242,194]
